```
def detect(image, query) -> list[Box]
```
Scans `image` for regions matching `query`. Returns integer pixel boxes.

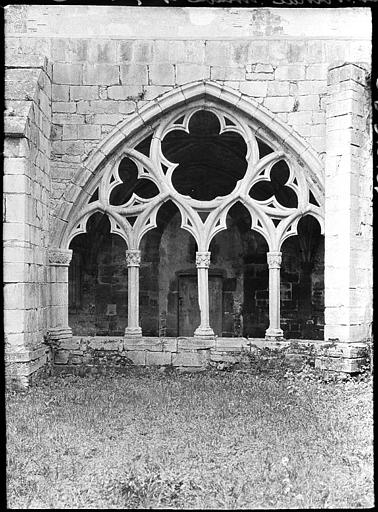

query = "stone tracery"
[63,88,324,338]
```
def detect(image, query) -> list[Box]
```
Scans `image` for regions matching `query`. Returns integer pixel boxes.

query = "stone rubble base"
[6,336,371,389]
[56,336,371,375]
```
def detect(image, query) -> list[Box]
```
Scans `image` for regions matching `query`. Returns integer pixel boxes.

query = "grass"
[6,366,374,509]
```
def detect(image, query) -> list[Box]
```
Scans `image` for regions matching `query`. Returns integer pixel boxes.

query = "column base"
[194,326,215,338]
[265,328,284,340]
[48,327,72,343]
[125,326,142,337]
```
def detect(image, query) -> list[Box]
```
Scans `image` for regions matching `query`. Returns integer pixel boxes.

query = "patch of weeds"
[6,369,373,509]
[110,464,187,508]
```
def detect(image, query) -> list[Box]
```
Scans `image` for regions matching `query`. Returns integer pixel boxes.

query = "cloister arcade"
[51,83,325,343]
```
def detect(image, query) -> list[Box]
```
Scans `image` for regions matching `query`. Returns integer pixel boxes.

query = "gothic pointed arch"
[52,80,324,251]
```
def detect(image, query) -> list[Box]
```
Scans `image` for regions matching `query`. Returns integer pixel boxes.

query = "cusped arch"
[52,80,324,249]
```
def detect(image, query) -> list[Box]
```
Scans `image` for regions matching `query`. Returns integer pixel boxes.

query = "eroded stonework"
[3,6,373,386]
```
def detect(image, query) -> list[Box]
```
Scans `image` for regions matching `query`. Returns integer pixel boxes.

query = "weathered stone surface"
[3,7,373,389]
[176,64,210,83]
[70,86,99,101]
[240,81,267,97]
[177,337,215,351]
[315,356,367,373]
[107,86,143,100]
[146,351,172,366]
[87,337,123,351]
[124,350,146,365]
[148,64,175,85]
[83,64,119,85]
[53,63,82,85]
[172,351,209,368]
[124,337,163,352]
[120,64,148,85]
[316,342,368,359]
[54,350,70,364]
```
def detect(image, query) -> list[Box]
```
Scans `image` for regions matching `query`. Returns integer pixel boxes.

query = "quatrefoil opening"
[249,160,298,209]
[161,110,248,201]
[109,157,159,206]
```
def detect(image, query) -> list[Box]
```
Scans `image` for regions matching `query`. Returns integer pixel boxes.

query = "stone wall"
[4,59,53,387]
[3,6,372,385]
[52,336,368,375]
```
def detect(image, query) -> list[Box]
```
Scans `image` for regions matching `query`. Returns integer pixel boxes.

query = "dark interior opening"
[161,110,248,200]
[69,213,128,336]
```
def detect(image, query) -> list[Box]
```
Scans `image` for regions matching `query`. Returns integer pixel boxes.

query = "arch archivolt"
[58,81,324,254]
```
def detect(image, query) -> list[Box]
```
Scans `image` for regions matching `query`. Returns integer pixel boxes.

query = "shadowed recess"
[249,160,298,208]
[109,157,159,206]
[256,137,274,158]
[161,110,248,201]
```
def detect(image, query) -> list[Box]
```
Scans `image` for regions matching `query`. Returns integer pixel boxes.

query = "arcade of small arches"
[49,94,325,342]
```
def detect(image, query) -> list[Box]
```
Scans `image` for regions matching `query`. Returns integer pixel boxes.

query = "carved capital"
[196,251,211,269]
[126,249,141,267]
[48,248,73,266]
[267,251,282,269]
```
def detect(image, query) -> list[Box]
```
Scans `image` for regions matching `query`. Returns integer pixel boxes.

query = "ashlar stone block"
[107,86,143,100]
[124,350,146,365]
[120,64,148,85]
[52,85,69,102]
[172,351,209,368]
[211,66,245,81]
[176,64,210,84]
[240,81,268,97]
[53,63,83,85]
[275,65,306,81]
[264,96,295,113]
[77,125,101,140]
[83,64,119,86]
[70,86,99,101]
[148,64,175,85]
[146,351,172,366]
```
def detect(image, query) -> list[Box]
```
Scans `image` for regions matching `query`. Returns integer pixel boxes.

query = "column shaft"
[48,248,73,342]
[125,250,142,337]
[194,251,214,338]
[265,251,283,339]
